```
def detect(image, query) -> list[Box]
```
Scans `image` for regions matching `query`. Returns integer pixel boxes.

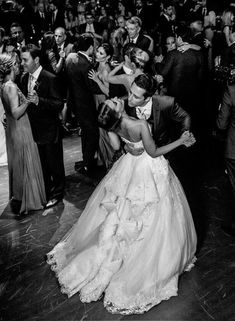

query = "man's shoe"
[76,166,92,177]
[74,160,84,172]
[221,223,235,237]
[45,198,62,209]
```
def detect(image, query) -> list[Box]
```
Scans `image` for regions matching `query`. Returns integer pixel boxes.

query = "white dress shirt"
[136,98,153,120]
[28,65,42,92]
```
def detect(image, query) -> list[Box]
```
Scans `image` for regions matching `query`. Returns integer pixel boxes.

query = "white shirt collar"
[136,98,153,120]
[31,65,42,81]
[58,42,65,50]
[123,65,133,75]
[163,13,170,21]
[78,51,92,62]
[130,34,139,44]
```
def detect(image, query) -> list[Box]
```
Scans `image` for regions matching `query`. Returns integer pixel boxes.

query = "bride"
[47,80,197,314]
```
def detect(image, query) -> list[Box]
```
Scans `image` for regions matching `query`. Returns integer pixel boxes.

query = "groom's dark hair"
[73,34,94,52]
[21,44,41,61]
[134,73,158,98]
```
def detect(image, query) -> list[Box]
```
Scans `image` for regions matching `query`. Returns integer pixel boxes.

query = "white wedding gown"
[0,99,7,166]
[47,139,197,315]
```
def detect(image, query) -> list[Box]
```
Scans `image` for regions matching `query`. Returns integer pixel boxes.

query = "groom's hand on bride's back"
[124,143,144,156]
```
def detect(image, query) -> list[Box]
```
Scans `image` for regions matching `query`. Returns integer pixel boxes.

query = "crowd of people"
[0,0,235,315]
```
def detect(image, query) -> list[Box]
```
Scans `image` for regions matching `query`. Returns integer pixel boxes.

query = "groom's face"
[128,83,148,107]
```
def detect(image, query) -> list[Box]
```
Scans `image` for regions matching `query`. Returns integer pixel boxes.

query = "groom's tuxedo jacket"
[125,94,191,146]
[217,84,235,160]
[20,69,64,144]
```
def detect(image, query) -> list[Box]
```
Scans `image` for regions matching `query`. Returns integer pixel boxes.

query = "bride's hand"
[19,91,30,105]
[180,131,196,147]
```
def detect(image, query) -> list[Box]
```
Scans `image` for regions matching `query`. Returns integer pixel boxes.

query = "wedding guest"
[65,35,102,178]
[217,80,235,236]
[0,53,46,215]
[20,44,65,208]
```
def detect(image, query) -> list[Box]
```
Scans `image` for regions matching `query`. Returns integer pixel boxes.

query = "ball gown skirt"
[47,141,197,315]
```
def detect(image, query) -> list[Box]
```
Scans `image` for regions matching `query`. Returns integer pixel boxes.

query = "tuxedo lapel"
[152,96,161,134]
[36,69,45,95]
[21,73,30,96]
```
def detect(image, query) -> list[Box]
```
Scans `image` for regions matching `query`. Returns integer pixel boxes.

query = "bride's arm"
[106,62,124,79]
[107,131,121,150]
[3,85,29,120]
[140,120,195,158]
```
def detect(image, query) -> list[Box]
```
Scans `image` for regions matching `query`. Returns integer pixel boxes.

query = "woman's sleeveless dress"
[0,98,7,166]
[47,138,197,314]
[2,80,46,214]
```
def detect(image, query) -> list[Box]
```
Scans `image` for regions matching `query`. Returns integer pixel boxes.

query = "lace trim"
[103,257,197,315]
[104,283,178,315]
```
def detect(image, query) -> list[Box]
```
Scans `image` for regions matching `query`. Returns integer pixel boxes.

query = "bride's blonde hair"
[0,54,15,88]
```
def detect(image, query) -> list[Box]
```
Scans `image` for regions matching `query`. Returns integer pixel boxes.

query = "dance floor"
[0,134,234,321]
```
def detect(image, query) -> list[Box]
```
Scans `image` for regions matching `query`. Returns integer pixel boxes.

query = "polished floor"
[0,134,234,321]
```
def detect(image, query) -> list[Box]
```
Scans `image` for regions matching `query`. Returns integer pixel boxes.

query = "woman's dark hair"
[98,101,121,131]
[21,44,41,61]
[40,33,57,52]
[65,8,76,21]
[99,43,114,60]
[134,73,158,98]
[73,34,94,52]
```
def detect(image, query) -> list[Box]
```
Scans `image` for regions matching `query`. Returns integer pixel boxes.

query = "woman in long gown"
[0,98,7,166]
[0,53,46,215]
[47,83,197,314]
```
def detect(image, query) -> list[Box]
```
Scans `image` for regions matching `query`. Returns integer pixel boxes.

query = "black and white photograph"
[0,0,234,320]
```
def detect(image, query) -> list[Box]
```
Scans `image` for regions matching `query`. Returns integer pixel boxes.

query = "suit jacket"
[125,32,152,52]
[34,11,50,39]
[157,48,204,110]
[78,22,103,35]
[49,9,65,30]
[20,69,64,144]
[217,84,235,159]
[125,94,191,146]
[221,42,235,68]
[65,52,102,120]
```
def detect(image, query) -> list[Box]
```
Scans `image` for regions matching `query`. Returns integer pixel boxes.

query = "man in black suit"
[217,82,235,236]
[34,2,50,41]
[48,0,65,31]
[20,44,65,208]
[65,35,102,178]
[78,12,103,42]
[15,0,35,42]
[157,26,204,137]
[158,0,177,52]
[125,16,154,53]
[126,73,191,149]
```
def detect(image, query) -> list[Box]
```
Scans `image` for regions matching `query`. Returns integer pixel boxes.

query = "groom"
[125,73,191,152]
[20,44,65,208]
